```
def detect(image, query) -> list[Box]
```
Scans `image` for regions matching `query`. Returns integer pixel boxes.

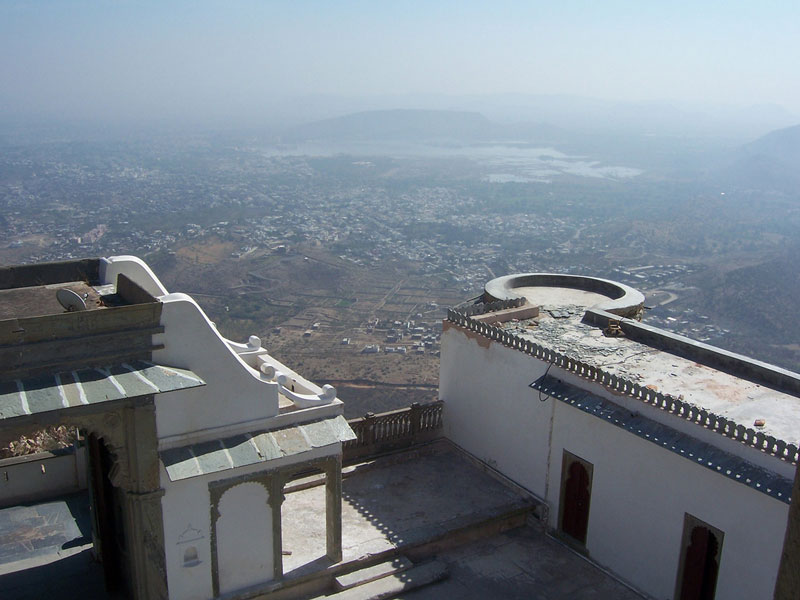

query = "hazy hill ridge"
[284,109,499,142]
[282,108,567,144]
[742,123,800,163]
[718,123,800,193]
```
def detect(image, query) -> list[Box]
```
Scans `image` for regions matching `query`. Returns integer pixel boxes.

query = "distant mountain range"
[740,123,800,163]
[718,124,800,193]
[281,109,564,144]
[282,108,800,194]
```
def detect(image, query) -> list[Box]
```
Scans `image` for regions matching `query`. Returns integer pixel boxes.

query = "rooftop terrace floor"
[282,444,532,575]
[281,443,643,598]
[397,526,643,600]
[0,282,105,321]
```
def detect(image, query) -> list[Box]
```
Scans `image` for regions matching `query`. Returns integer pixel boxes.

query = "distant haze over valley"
[2,1,799,411]
[1,102,799,407]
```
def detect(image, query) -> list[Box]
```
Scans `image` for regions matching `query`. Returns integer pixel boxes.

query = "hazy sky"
[1,1,799,124]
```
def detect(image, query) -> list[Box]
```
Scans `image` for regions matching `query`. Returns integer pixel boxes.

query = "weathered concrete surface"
[324,560,447,600]
[584,307,800,396]
[281,445,535,576]
[497,305,800,446]
[395,526,644,600]
[0,492,108,600]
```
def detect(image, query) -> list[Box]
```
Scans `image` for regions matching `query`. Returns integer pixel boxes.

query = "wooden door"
[677,517,722,600]
[559,451,593,545]
[88,433,123,593]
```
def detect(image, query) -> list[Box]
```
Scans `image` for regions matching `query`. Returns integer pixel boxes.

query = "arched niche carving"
[183,546,200,567]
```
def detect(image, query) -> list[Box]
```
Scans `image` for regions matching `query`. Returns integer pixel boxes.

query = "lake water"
[262,140,643,182]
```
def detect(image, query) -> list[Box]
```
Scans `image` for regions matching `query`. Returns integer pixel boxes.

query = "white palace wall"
[440,323,551,497]
[159,445,334,600]
[440,324,789,600]
[550,399,787,599]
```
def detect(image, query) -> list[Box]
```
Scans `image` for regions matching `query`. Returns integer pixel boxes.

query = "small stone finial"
[260,363,276,379]
[248,335,262,349]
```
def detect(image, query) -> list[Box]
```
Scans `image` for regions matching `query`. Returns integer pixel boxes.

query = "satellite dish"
[56,288,87,312]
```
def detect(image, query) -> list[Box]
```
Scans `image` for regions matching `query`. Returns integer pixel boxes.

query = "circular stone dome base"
[484,273,644,318]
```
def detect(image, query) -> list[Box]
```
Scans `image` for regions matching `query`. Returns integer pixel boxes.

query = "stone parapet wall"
[0,303,164,381]
[0,446,87,507]
[343,401,444,462]
[472,304,540,324]
[0,258,100,290]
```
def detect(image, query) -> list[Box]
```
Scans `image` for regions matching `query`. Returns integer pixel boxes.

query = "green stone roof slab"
[161,415,356,482]
[0,360,205,422]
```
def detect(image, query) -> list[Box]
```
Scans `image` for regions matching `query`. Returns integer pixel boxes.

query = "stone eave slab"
[0,360,205,423]
[160,415,356,482]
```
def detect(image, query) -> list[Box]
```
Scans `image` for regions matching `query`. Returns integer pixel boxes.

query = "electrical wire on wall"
[538,360,555,402]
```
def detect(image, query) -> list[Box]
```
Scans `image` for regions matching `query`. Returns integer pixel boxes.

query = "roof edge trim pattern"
[531,374,792,504]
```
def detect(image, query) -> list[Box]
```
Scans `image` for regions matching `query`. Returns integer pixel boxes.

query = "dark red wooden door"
[679,526,720,600]
[562,460,591,544]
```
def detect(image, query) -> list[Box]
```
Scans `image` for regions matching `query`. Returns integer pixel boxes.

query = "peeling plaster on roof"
[503,310,800,446]
[531,375,793,504]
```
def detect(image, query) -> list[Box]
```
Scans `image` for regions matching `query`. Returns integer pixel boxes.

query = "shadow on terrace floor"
[280,442,534,577]
[396,526,645,600]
